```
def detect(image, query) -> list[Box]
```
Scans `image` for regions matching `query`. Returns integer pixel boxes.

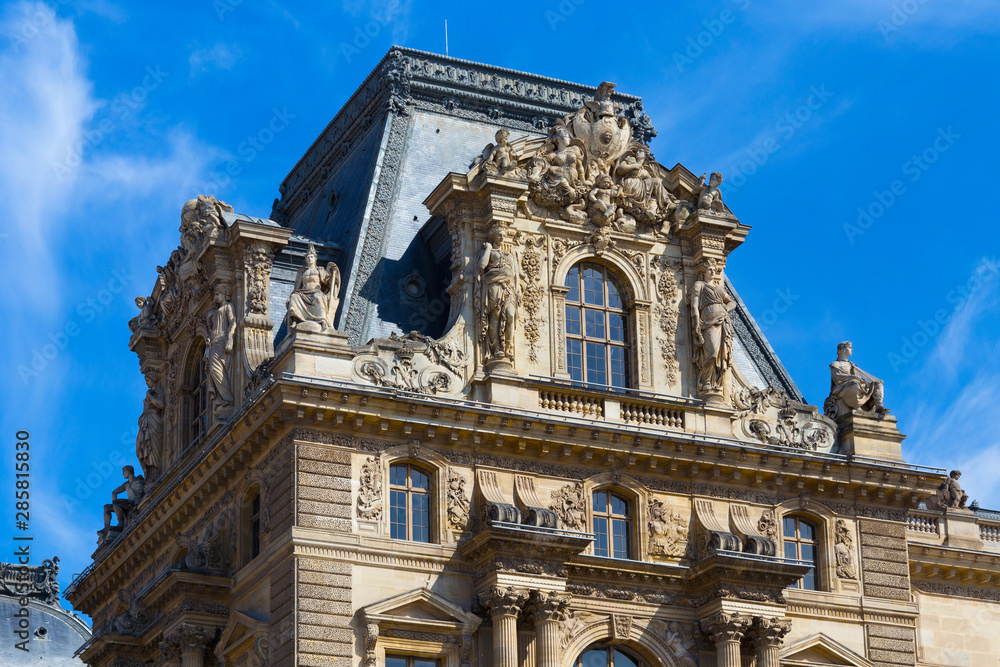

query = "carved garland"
[654,257,682,384]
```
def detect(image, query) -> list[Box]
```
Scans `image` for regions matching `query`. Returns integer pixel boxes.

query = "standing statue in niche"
[135,373,164,482]
[478,226,520,367]
[286,245,342,332]
[687,258,735,401]
[824,341,888,419]
[205,285,236,414]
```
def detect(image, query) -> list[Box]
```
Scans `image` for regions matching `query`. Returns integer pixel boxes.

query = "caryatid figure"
[205,285,236,412]
[135,373,164,481]
[824,341,888,419]
[286,245,341,332]
[478,226,520,364]
[687,258,735,400]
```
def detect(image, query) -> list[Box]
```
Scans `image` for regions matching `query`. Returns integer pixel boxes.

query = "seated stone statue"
[824,341,888,419]
[286,245,341,332]
[935,470,969,509]
[103,465,146,531]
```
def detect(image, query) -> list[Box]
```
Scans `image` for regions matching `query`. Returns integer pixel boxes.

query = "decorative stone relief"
[653,256,683,384]
[549,481,587,532]
[0,558,60,605]
[479,586,528,616]
[286,244,341,332]
[135,372,164,482]
[363,622,379,667]
[241,240,276,374]
[514,475,559,528]
[352,331,467,397]
[108,589,151,636]
[824,341,888,419]
[357,457,383,521]
[688,258,734,403]
[700,613,751,644]
[611,614,632,641]
[476,469,521,524]
[693,499,741,556]
[647,498,688,558]
[650,621,697,667]
[757,509,778,541]
[519,234,546,362]
[447,472,470,530]
[477,224,520,370]
[834,519,857,580]
[732,385,837,452]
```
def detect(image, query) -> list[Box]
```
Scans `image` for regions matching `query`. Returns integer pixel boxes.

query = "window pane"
[593,517,609,557]
[390,465,406,487]
[783,517,796,538]
[784,542,797,560]
[583,268,604,306]
[801,544,815,563]
[800,521,815,541]
[386,658,407,667]
[582,649,608,667]
[614,650,637,667]
[390,490,407,540]
[584,309,605,339]
[411,468,429,490]
[612,518,629,559]
[566,266,580,302]
[593,491,607,514]
[567,339,583,381]
[609,347,626,389]
[802,571,816,590]
[567,306,581,336]
[412,493,430,543]
[608,313,624,342]
[415,661,437,667]
[585,343,607,385]
[608,280,622,309]
[611,494,628,517]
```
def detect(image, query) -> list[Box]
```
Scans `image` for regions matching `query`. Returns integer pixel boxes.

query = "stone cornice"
[908,542,1000,589]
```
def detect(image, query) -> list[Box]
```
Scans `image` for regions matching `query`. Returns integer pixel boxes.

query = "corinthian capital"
[479,586,529,617]
[747,617,791,650]
[699,613,751,643]
[526,591,570,623]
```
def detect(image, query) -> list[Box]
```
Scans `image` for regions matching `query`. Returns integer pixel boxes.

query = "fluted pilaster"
[480,587,528,667]
[747,617,791,667]
[700,613,751,667]
[527,592,570,667]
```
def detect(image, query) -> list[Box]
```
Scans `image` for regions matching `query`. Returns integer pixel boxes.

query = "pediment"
[781,634,874,667]
[362,588,481,633]
[215,611,269,664]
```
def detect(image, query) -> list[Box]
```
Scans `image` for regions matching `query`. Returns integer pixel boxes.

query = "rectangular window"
[593,516,609,557]
[566,306,581,336]
[567,339,583,381]
[390,489,407,540]
[387,657,440,667]
[250,493,261,559]
[611,518,629,559]
[585,342,607,385]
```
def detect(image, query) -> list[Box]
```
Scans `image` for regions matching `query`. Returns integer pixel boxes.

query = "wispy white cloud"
[189,41,243,76]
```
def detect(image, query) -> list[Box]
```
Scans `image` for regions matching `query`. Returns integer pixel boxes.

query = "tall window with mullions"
[389,463,432,543]
[783,515,819,590]
[592,490,630,559]
[565,263,630,388]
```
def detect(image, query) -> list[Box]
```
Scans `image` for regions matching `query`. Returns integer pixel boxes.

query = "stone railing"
[907,514,940,535]
[981,522,1000,543]
[620,400,685,429]
[538,390,604,419]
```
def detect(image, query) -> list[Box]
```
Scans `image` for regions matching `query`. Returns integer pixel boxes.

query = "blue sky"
[1,0,999,618]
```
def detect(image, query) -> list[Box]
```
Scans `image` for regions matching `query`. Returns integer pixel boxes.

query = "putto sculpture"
[934,470,969,510]
[824,341,888,419]
[688,258,735,402]
[286,245,342,332]
[479,128,524,178]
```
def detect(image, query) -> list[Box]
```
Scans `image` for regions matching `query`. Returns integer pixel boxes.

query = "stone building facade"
[65,48,1000,667]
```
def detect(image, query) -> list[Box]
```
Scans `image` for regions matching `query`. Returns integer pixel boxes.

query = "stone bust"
[824,341,888,419]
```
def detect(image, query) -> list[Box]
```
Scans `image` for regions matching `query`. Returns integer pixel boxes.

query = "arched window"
[389,464,432,543]
[184,341,209,445]
[592,490,631,559]
[575,644,643,667]
[565,263,630,388]
[783,515,819,590]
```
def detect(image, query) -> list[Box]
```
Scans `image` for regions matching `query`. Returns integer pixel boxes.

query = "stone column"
[747,617,791,667]
[171,626,214,667]
[700,613,750,667]
[480,587,528,667]
[527,592,570,667]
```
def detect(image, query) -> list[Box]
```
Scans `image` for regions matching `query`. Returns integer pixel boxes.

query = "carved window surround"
[773,498,858,595]
[371,443,453,545]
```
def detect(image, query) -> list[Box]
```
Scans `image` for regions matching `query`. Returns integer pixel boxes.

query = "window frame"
[591,489,633,560]
[386,656,440,667]
[388,463,434,544]
[183,340,209,447]
[564,262,632,389]
[574,644,645,667]
[783,514,820,591]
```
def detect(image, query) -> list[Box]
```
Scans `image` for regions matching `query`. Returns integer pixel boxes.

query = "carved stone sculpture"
[660,622,698,667]
[648,499,688,557]
[935,470,969,510]
[696,172,725,212]
[135,373,164,482]
[615,145,677,226]
[286,245,342,332]
[824,341,888,419]
[834,519,857,579]
[549,481,587,532]
[102,466,146,532]
[204,285,236,414]
[478,226,520,367]
[447,473,470,529]
[357,457,383,521]
[479,129,524,178]
[688,258,735,401]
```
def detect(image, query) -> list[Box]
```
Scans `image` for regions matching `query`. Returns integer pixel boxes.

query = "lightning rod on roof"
[445,19,449,56]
